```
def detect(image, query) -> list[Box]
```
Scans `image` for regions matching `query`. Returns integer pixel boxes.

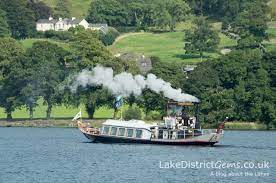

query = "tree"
[67,30,139,119]
[0,38,24,120]
[0,0,35,39]
[54,0,70,18]
[86,0,128,27]
[137,89,166,116]
[128,1,146,27]
[25,41,68,119]
[184,16,220,60]
[69,30,111,69]
[166,0,190,31]
[233,1,269,43]
[151,56,186,88]
[81,88,113,119]
[27,0,52,20]
[153,2,171,30]
[185,48,275,127]
[99,27,120,46]
[0,8,10,37]
[123,106,142,120]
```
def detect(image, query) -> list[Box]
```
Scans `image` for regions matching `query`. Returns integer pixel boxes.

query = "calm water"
[0,128,275,183]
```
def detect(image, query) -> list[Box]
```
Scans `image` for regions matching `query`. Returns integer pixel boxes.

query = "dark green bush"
[99,27,120,46]
[44,30,73,40]
[123,106,142,120]
[144,111,162,121]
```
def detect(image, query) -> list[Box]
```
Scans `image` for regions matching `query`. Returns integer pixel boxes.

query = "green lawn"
[20,38,70,50]
[109,32,236,63]
[267,28,276,38]
[269,0,276,11]
[0,99,114,119]
[42,0,92,18]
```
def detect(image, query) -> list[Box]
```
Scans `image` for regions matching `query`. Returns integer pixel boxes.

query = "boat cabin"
[101,120,153,140]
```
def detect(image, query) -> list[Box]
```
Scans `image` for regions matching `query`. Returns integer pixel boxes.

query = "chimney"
[49,16,53,21]
[59,17,62,21]
[72,17,76,21]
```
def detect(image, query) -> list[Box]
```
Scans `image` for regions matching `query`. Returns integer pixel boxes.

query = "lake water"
[0,128,275,183]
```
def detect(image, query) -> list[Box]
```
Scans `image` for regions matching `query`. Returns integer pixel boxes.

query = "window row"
[102,126,143,138]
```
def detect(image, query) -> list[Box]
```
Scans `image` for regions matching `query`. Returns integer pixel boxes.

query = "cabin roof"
[103,120,153,130]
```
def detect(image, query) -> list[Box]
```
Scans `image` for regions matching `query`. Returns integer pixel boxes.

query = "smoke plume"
[70,66,199,103]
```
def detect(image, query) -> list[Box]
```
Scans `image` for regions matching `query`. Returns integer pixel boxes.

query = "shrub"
[44,30,73,40]
[123,106,142,120]
[144,111,162,121]
[99,27,120,46]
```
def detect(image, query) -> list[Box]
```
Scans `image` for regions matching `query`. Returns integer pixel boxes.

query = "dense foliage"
[54,0,70,18]
[184,49,276,128]
[0,38,25,120]
[87,0,190,31]
[27,0,52,21]
[0,0,274,129]
[187,0,269,37]
[184,17,220,58]
[0,0,36,39]
[0,8,10,37]
[123,106,142,120]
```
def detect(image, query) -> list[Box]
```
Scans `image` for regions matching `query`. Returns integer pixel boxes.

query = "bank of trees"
[183,49,276,128]
[187,0,269,39]
[0,30,139,120]
[86,0,190,31]
[0,0,53,39]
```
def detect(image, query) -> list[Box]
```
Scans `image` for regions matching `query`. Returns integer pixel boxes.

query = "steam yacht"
[76,101,225,146]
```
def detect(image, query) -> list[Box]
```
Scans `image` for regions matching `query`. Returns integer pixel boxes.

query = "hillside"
[109,32,237,63]
[41,0,92,18]
[41,0,276,19]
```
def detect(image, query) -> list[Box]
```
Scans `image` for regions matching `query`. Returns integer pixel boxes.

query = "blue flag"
[114,96,123,109]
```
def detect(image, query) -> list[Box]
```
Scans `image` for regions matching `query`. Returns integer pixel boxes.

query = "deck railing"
[154,128,221,140]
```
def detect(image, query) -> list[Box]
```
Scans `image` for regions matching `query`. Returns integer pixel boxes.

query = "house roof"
[63,18,82,24]
[89,24,108,28]
[103,120,154,130]
[37,19,58,24]
[37,18,82,24]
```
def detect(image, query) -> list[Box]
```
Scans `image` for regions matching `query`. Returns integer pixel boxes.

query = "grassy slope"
[269,0,276,12]
[42,0,92,18]
[109,32,236,63]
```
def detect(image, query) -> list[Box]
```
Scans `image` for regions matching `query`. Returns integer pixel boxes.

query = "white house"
[36,17,108,33]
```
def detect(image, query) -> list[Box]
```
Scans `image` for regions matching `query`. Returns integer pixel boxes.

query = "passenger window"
[111,127,117,136]
[127,129,134,137]
[103,126,110,135]
[118,128,125,136]
[136,129,143,138]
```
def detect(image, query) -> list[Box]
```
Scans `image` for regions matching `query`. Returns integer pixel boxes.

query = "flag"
[114,96,123,109]
[72,110,82,121]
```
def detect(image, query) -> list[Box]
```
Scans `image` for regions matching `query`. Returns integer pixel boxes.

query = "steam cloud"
[70,66,199,103]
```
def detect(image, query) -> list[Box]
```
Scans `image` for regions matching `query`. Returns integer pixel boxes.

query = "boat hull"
[82,132,220,146]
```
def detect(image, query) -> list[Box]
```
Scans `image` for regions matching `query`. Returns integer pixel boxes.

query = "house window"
[111,127,117,136]
[136,129,143,138]
[103,126,110,135]
[118,128,125,136]
[127,129,134,137]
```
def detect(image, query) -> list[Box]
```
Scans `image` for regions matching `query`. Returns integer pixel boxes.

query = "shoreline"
[0,120,274,131]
